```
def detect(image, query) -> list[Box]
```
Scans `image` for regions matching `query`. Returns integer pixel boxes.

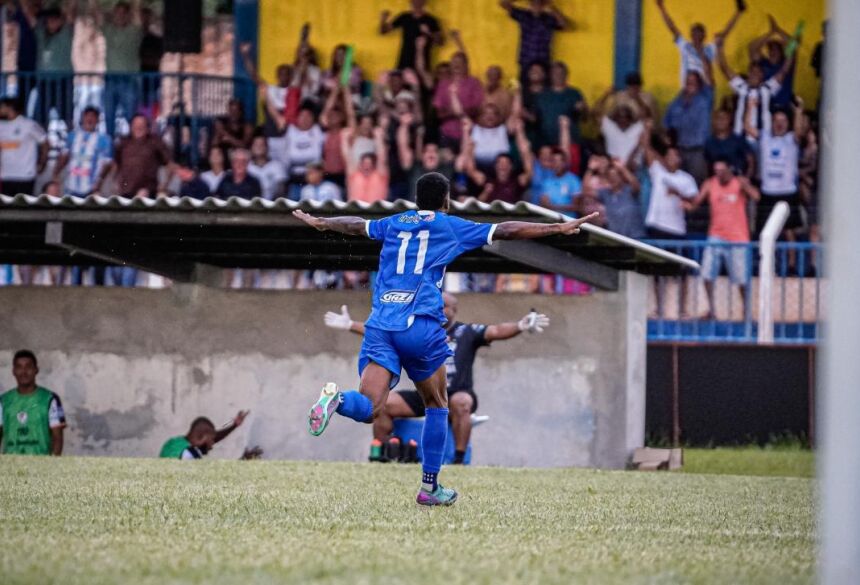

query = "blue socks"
[335,391,374,423]
[421,407,449,492]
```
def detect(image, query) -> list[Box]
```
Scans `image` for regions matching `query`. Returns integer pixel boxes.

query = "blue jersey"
[365,210,496,331]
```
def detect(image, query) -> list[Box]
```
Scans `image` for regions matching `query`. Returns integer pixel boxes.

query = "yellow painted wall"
[641,0,826,108]
[259,0,615,104]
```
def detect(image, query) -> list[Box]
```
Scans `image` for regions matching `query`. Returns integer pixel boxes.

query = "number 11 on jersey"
[396,230,430,275]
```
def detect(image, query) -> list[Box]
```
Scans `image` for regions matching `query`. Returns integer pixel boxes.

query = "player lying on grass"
[294,171,597,507]
[323,294,549,464]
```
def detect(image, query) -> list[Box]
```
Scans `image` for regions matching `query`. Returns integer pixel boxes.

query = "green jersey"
[0,387,65,455]
[159,436,202,460]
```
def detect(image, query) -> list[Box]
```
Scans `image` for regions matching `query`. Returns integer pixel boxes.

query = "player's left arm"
[50,427,63,456]
[324,305,366,336]
[214,410,249,444]
[492,212,599,241]
[485,312,550,341]
[293,210,370,237]
[48,394,66,456]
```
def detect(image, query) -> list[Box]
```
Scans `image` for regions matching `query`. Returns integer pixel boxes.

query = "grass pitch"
[0,455,814,585]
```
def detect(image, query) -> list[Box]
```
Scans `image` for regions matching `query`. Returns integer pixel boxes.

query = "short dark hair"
[360,152,378,166]
[415,172,450,211]
[625,71,642,87]
[82,105,101,117]
[712,155,732,166]
[42,7,62,19]
[1,97,23,114]
[13,350,37,368]
[188,417,215,434]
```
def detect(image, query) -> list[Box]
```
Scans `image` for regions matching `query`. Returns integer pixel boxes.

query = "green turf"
[682,448,815,478]
[0,456,814,585]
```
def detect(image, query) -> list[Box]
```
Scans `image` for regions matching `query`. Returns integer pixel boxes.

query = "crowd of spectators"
[0,0,826,294]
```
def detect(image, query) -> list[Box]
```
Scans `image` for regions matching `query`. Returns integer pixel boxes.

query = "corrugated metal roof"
[0,194,698,272]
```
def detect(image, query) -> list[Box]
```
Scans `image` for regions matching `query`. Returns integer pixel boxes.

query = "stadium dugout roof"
[0,194,697,291]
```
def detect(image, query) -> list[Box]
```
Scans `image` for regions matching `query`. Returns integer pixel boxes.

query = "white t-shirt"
[600,117,644,165]
[645,161,699,235]
[759,130,798,196]
[200,170,225,193]
[300,181,343,202]
[471,125,510,164]
[730,76,781,138]
[249,159,287,200]
[0,115,47,181]
[676,38,716,87]
[266,85,288,112]
[283,125,325,177]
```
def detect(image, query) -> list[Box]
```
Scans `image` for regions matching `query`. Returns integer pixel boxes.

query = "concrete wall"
[0,276,646,468]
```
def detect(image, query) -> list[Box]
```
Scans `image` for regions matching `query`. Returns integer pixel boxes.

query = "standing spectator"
[704,109,754,178]
[24,2,77,124]
[463,118,533,204]
[0,97,47,196]
[641,125,699,316]
[469,104,515,172]
[500,0,571,83]
[715,34,796,144]
[611,72,659,126]
[319,88,348,188]
[396,113,454,201]
[432,31,483,150]
[683,159,760,318]
[539,147,581,213]
[797,107,819,274]
[300,162,343,202]
[663,71,714,184]
[321,44,364,101]
[53,106,112,197]
[599,159,646,239]
[655,0,743,87]
[291,25,322,104]
[343,126,389,203]
[520,61,547,146]
[379,0,443,70]
[0,350,65,456]
[138,6,164,117]
[10,0,40,75]
[745,99,804,269]
[534,61,586,148]
[267,102,326,200]
[594,89,645,169]
[159,411,251,460]
[112,114,172,198]
[200,147,227,194]
[240,43,300,158]
[747,15,795,107]
[212,98,255,152]
[94,0,145,135]
[482,66,513,121]
[248,136,286,201]
[215,148,263,200]
[811,21,827,109]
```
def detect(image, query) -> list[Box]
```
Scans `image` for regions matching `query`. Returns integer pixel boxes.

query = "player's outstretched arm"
[324,305,366,336]
[293,210,369,237]
[492,212,599,241]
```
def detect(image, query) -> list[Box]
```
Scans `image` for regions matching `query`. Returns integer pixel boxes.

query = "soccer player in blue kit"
[293,172,597,506]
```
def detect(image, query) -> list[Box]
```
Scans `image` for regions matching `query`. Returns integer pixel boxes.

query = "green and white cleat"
[308,383,341,436]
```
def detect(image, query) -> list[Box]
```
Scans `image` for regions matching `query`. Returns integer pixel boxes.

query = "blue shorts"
[358,316,453,389]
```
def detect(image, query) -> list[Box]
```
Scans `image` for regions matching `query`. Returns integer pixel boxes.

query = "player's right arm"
[293,210,369,237]
[324,305,366,336]
[493,212,599,240]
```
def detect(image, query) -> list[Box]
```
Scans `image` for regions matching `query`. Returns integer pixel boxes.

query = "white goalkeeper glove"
[518,311,550,334]
[324,305,353,330]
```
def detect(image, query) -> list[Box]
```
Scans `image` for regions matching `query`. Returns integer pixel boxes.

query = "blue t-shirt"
[541,172,582,206]
[365,210,496,331]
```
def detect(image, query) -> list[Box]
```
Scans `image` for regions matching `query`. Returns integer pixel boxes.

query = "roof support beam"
[44,222,222,287]
[483,240,619,291]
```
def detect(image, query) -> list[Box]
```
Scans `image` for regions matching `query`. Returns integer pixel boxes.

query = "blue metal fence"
[644,240,823,345]
[0,71,257,166]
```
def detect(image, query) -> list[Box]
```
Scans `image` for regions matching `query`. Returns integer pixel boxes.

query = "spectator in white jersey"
[267,102,326,200]
[0,97,47,196]
[248,135,286,200]
[655,0,745,87]
[324,294,550,465]
[299,162,343,202]
[53,106,112,197]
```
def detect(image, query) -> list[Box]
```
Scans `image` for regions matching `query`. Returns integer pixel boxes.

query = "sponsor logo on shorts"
[380,290,415,303]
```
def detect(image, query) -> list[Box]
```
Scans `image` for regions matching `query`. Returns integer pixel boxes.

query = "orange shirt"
[347,170,389,203]
[707,177,750,243]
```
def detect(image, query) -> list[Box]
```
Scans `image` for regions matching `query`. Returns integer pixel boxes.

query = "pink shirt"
[707,177,750,243]
[347,170,389,203]
[433,76,484,142]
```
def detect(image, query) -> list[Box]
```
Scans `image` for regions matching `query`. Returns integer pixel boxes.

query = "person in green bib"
[160,411,256,460]
[0,350,66,456]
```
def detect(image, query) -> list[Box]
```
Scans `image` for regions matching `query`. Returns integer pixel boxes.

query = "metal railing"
[0,71,257,166]
[645,239,823,345]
